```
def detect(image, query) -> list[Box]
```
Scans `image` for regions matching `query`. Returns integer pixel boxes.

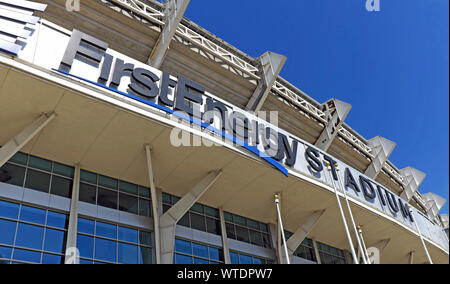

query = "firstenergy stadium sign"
[53,30,415,224]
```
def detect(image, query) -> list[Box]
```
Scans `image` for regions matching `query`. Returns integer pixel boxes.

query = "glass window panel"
[247,219,260,230]
[19,205,46,225]
[175,239,191,254]
[239,254,252,264]
[44,228,66,253]
[262,233,272,248]
[259,223,269,233]
[162,204,170,214]
[235,226,250,243]
[0,246,12,261]
[206,217,221,235]
[138,186,150,198]
[95,222,117,239]
[253,257,263,265]
[139,231,152,247]
[225,223,236,240]
[119,193,138,215]
[77,218,94,235]
[233,215,246,226]
[0,200,19,219]
[139,247,152,264]
[97,188,118,210]
[177,213,190,227]
[98,175,117,190]
[190,213,206,232]
[175,253,192,264]
[230,252,239,264]
[194,257,209,264]
[15,223,44,250]
[28,156,52,172]
[24,169,51,193]
[119,181,138,195]
[118,243,138,264]
[53,163,74,178]
[80,259,93,264]
[118,226,138,243]
[80,170,97,184]
[162,193,171,204]
[0,219,16,245]
[138,198,151,217]
[46,211,68,229]
[77,234,93,259]
[9,152,28,165]
[223,212,233,222]
[42,253,62,264]
[0,163,25,187]
[95,238,117,262]
[192,243,208,259]
[208,247,220,261]
[249,230,263,246]
[50,176,73,198]
[204,206,219,218]
[191,203,203,214]
[172,196,180,204]
[79,183,96,205]
[12,248,41,263]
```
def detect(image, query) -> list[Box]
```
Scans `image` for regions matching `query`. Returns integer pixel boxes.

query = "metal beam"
[0,113,56,167]
[408,251,414,264]
[400,167,426,202]
[219,208,231,264]
[365,136,396,179]
[283,210,325,263]
[64,164,81,264]
[159,170,222,264]
[246,52,286,112]
[145,145,161,264]
[148,0,190,68]
[315,99,351,151]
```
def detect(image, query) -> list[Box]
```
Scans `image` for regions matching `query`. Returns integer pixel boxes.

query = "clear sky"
[183,0,449,214]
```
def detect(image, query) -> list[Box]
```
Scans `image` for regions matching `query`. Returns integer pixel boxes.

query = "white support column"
[148,0,190,68]
[282,210,326,263]
[0,113,56,167]
[408,251,414,264]
[400,167,426,202]
[159,171,222,264]
[408,205,433,264]
[145,145,161,264]
[315,99,351,151]
[312,238,321,264]
[64,164,81,264]
[219,208,231,264]
[274,193,290,264]
[246,52,286,112]
[365,136,396,179]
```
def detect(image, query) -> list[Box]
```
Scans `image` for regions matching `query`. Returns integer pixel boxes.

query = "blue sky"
[184,0,449,214]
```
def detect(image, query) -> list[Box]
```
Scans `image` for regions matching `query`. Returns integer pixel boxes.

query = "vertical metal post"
[274,194,290,264]
[312,238,322,264]
[145,144,161,264]
[326,163,359,264]
[65,164,80,264]
[219,208,231,264]
[409,206,433,264]
[357,226,371,264]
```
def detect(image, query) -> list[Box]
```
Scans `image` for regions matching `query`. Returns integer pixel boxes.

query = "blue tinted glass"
[44,229,65,253]
[194,257,209,264]
[0,246,12,260]
[118,227,138,243]
[230,252,239,264]
[175,253,192,264]
[28,156,52,171]
[239,254,253,264]
[77,235,94,259]
[175,239,191,254]
[80,259,93,264]
[19,206,46,225]
[0,219,16,245]
[209,247,220,261]
[46,211,68,229]
[77,218,95,235]
[15,223,44,250]
[96,222,117,239]
[95,238,116,262]
[192,243,208,259]
[252,257,263,264]
[42,253,62,264]
[0,200,19,219]
[139,247,152,264]
[12,249,41,263]
[118,243,138,264]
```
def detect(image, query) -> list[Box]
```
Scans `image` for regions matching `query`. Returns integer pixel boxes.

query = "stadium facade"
[0,0,448,264]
